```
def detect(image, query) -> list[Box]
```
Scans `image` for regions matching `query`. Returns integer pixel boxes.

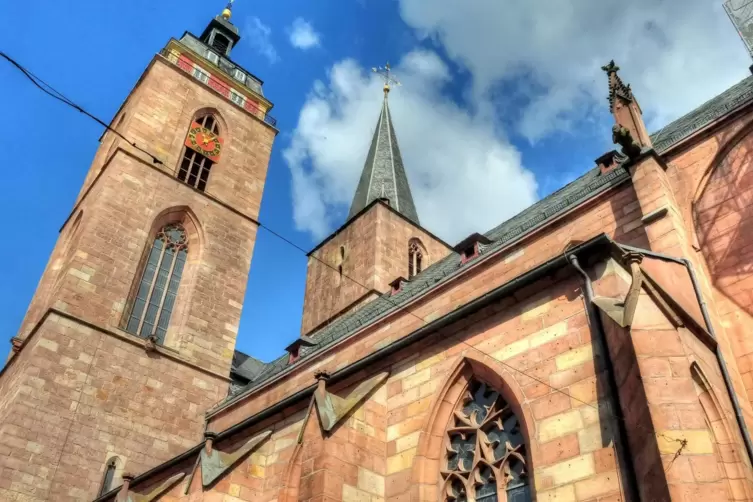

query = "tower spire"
[601,60,652,149]
[347,63,419,224]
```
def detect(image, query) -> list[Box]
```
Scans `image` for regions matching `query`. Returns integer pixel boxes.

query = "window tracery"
[408,239,424,278]
[443,379,530,502]
[125,223,188,342]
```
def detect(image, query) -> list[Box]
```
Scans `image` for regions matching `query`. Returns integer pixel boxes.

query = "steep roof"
[220,74,753,408]
[230,350,265,381]
[650,75,753,153]
[347,93,420,224]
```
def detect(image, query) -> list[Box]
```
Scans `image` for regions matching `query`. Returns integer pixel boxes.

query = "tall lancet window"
[178,114,222,192]
[408,239,424,278]
[125,224,188,342]
[443,379,530,502]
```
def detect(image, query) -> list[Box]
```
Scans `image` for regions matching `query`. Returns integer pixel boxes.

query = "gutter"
[213,175,630,416]
[620,244,753,469]
[107,235,612,495]
[568,254,642,502]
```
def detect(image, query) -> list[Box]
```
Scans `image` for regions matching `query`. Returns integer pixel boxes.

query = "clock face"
[187,126,222,159]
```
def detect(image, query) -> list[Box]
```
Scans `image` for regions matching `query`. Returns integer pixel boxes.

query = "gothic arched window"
[178,114,221,192]
[443,379,530,502]
[125,223,188,342]
[408,239,425,278]
[98,457,118,496]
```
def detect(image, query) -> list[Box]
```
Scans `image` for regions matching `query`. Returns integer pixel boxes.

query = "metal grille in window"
[443,379,530,502]
[230,91,246,107]
[178,115,219,191]
[408,240,424,278]
[192,67,209,83]
[125,224,188,343]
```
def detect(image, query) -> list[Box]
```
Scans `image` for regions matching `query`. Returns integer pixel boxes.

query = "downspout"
[568,254,641,502]
[620,244,753,468]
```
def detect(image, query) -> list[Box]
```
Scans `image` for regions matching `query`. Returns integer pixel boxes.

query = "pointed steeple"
[601,60,652,149]
[347,89,420,224]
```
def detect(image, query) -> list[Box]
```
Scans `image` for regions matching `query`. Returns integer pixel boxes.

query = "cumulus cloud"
[288,18,321,49]
[398,0,750,141]
[244,17,279,63]
[284,51,538,242]
[283,2,751,243]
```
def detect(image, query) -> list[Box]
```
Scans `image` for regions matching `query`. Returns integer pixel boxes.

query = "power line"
[0,51,163,165]
[2,51,691,464]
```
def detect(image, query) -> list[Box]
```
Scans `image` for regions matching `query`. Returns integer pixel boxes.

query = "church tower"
[0,5,276,500]
[300,72,451,336]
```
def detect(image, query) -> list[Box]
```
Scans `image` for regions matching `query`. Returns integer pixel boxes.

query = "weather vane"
[372,62,401,94]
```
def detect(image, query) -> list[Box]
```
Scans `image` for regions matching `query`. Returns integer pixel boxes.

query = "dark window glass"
[212,34,230,54]
[98,459,117,496]
[443,379,530,502]
[178,115,220,192]
[408,240,424,278]
[125,224,188,343]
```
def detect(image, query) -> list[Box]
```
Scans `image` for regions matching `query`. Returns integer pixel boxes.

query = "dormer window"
[285,336,317,364]
[595,149,620,175]
[390,276,407,295]
[462,244,478,262]
[454,233,492,265]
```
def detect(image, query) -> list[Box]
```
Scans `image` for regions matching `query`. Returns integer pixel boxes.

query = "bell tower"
[0,4,277,500]
[299,65,452,336]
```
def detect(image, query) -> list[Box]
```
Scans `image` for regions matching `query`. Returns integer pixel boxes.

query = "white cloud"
[288,18,321,49]
[244,17,279,63]
[397,0,750,141]
[284,2,751,244]
[284,51,538,242]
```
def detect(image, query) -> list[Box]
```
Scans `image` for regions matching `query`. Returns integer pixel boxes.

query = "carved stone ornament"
[200,430,272,487]
[612,124,642,160]
[313,371,389,432]
[123,472,185,502]
[143,334,158,353]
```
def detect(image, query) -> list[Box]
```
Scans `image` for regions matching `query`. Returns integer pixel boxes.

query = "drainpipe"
[619,244,753,468]
[568,254,641,502]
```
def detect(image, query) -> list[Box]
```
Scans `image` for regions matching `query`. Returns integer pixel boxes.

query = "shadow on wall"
[694,123,753,321]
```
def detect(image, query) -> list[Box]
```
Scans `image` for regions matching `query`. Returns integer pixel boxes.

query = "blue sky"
[0,0,750,363]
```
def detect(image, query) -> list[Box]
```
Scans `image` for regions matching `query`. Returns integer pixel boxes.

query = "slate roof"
[650,75,753,153]
[347,93,420,225]
[220,73,753,407]
[230,350,266,381]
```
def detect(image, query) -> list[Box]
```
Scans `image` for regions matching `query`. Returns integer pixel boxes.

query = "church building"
[5,3,753,501]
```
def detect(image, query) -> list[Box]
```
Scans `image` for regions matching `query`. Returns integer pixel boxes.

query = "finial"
[601,60,620,74]
[372,62,401,95]
[601,59,633,110]
[221,0,234,20]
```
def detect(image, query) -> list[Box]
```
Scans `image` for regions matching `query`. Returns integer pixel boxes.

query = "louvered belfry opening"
[211,33,230,55]
[178,114,220,192]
